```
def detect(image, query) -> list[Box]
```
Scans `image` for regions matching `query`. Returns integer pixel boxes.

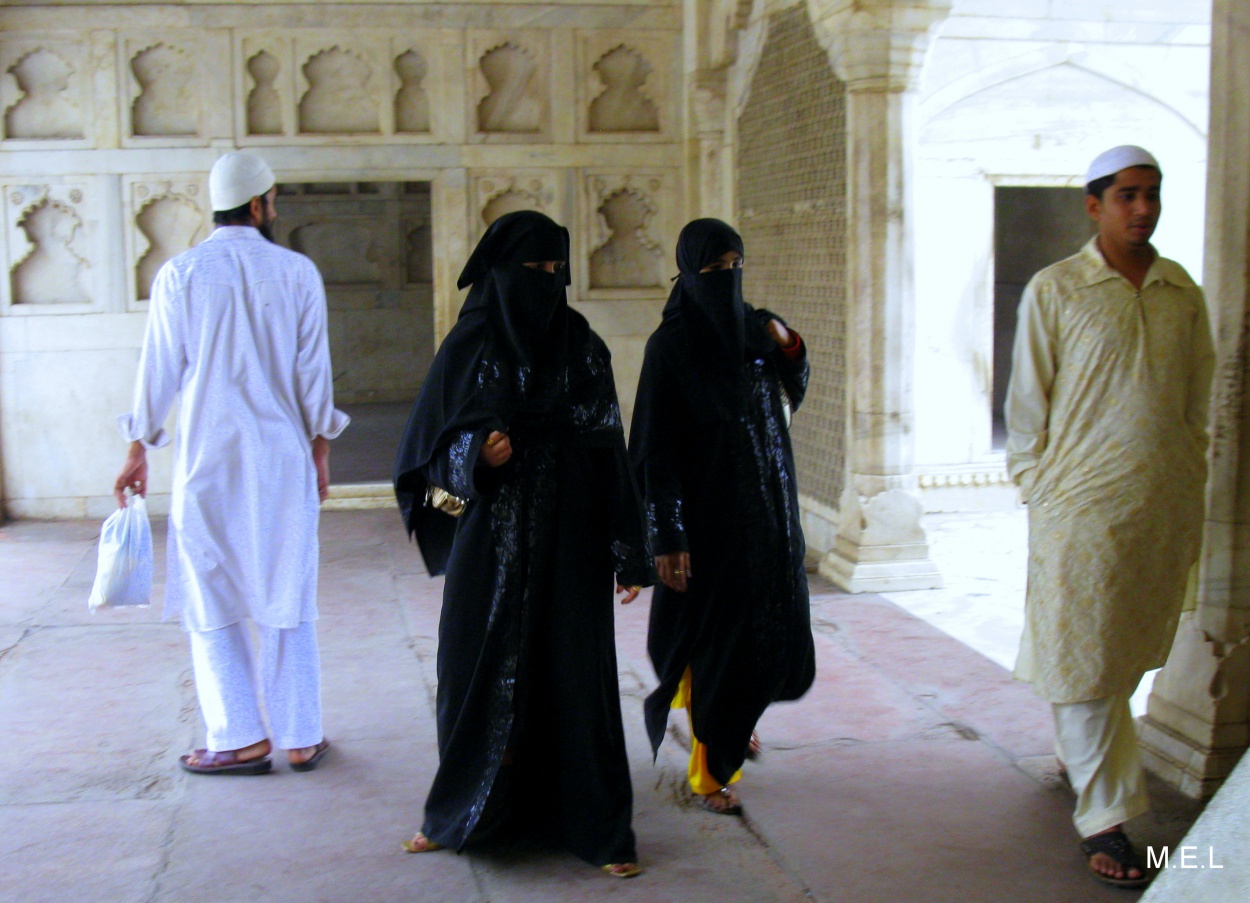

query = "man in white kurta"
[114,152,348,775]
[1005,146,1213,887]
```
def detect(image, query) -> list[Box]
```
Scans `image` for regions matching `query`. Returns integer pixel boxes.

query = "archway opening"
[274,181,434,483]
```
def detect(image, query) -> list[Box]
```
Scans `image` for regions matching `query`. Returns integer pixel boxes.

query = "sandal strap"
[1080,830,1145,871]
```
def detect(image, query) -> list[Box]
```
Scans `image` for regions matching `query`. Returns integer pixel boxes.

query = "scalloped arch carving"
[298,47,380,134]
[477,43,540,133]
[394,50,430,133]
[5,47,82,140]
[131,44,197,137]
[135,195,203,300]
[589,45,659,133]
[11,198,88,303]
[246,51,283,135]
[589,189,663,288]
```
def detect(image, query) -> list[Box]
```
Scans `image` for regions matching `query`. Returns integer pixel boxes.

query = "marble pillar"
[808,0,949,592]
[1139,0,1250,799]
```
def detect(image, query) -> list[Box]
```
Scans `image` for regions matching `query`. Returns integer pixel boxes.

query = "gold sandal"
[401,832,444,853]
[602,862,642,879]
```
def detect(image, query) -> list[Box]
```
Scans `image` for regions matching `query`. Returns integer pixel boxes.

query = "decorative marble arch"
[119,32,231,145]
[2,180,102,315]
[581,170,675,299]
[121,176,211,310]
[576,30,677,143]
[467,30,554,143]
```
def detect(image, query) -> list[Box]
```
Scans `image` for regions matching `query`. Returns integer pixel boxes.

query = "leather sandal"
[289,738,330,772]
[178,748,272,775]
[1080,830,1149,888]
[697,786,743,816]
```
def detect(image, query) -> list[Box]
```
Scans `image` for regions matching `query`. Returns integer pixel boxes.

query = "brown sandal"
[697,786,743,816]
[178,748,272,775]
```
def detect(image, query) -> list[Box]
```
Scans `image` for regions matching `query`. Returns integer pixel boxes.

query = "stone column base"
[819,487,943,592]
[1138,714,1248,801]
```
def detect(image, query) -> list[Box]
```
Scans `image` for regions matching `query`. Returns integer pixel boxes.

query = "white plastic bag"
[88,494,153,611]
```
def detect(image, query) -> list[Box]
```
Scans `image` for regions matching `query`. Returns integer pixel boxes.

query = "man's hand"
[481,430,512,468]
[616,583,641,604]
[655,552,692,593]
[312,435,331,502]
[766,318,792,347]
[113,441,148,508]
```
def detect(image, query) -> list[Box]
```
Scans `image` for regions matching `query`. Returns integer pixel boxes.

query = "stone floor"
[0,508,1210,902]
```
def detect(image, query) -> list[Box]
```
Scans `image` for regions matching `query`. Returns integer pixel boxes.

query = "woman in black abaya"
[630,218,815,815]
[394,211,653,877]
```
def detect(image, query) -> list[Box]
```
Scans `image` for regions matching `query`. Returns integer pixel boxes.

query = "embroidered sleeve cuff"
[646,498,688,556]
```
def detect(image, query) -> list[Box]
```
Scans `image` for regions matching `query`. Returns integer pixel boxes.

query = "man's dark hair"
[212,199,254,226]
[1085,166,1161,200]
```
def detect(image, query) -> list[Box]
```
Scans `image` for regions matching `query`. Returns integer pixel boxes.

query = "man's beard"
[257,217,277,243]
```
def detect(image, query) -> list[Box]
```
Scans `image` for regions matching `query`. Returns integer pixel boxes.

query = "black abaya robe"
[394,215,652,865]
[630,220,815,788]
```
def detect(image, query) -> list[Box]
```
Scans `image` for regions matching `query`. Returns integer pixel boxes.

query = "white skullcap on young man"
[1084,145,1161,186]
[209,151,276,212]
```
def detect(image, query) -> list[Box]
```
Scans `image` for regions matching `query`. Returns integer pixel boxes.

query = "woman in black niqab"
[394,210,654,877]
[630,217,816,816]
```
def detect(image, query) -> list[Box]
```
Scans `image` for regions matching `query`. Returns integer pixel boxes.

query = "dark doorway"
[992,186,1095,447]
[274,182,434,483]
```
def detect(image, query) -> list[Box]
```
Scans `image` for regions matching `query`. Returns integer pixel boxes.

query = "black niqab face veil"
[458,210,572,407]
[663,218,771,420]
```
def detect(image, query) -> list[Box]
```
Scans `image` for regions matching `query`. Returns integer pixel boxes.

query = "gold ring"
[485,437,497,446]
[674,569,685,575]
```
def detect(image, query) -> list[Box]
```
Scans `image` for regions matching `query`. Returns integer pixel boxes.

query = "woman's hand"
[480,430,512,467]
[616,583,641,604]
[766,318,792,347]
[655,552,692,592]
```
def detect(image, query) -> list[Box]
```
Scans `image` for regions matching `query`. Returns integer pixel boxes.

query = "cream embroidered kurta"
[119,226,349,631]
[1006,237,1214,704]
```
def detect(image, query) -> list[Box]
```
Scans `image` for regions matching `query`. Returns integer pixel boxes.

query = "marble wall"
[0,3,683,517]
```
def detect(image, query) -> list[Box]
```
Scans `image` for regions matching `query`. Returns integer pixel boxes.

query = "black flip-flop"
[179,749,272,776]
[1079,830,1149,888]
[290,738,331,772]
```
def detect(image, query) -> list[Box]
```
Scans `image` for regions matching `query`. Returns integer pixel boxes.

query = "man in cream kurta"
[113,152,348,775]
[1006,146,1213,888]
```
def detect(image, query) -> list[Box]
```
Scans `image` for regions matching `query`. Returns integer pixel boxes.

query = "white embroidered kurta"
[1006,237,1213,703]
[119,226,349,631]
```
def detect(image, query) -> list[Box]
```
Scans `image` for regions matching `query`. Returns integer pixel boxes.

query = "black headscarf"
[395,210,583,557]
[661,218,773,421]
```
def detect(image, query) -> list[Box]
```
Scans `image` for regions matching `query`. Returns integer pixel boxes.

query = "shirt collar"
[207,225,266,242]
[1075,235,1193,291]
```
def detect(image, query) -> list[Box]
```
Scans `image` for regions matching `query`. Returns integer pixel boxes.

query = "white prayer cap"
[209,151,276,211]
[1084,145,1161,186]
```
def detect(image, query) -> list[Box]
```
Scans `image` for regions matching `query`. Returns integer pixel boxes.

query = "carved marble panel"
[467,31,551,142]
[393,49,431,134]
[577,30,676,143]
[3,181,101,313]
[580,170,676,299]
[121,33,230,145]
[297,44,380,134]
[469,171,562,244]
[1,36,94,146]
[123,178,210,305]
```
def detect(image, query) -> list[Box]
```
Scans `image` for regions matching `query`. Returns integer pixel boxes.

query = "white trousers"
[188,620,322,752]
[1052,693,1148,837]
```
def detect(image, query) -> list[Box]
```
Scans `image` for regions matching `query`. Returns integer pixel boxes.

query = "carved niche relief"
[406,223,433,283]
[471,172,559,240]
[246,51,283,135]
[4,48,83,140]
[589,188,664,289]
[130,43,198,137]
[135,193,205,300]
[477,43,540,133]
[589,45,660,133]
[393,49,430,133]
[10,196,89,304]
[298,46,380,134]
